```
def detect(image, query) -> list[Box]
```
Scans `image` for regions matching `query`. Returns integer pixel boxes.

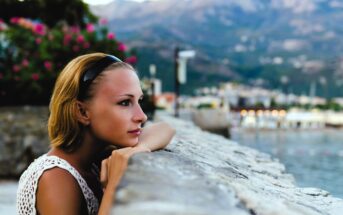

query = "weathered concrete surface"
[113,113,343,215]
[1,107,343,214]
[0,181,18,214]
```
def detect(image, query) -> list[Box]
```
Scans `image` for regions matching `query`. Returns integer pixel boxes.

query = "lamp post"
[174,47,196,117]
[149,64,156,100]
[174,47,180,117]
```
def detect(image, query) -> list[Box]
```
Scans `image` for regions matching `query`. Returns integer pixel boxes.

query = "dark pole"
[174,46,180,117]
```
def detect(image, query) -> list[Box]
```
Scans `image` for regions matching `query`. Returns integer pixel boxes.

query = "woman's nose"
[133,104,148,123]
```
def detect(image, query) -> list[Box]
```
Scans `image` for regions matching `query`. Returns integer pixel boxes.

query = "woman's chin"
[115,139,139,148]
[129,140,139,147]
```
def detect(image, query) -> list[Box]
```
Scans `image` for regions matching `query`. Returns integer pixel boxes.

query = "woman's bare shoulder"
[36,167,84,214]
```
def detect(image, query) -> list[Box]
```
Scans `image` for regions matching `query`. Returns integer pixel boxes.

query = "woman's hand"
[98,146,149,215]
[100,146,150,190]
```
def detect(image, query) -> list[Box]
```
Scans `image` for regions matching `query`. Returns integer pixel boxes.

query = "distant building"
[155,93,175,112]
[197,82,327,109]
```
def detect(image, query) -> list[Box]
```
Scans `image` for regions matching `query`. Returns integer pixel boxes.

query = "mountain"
[91,0,343,97]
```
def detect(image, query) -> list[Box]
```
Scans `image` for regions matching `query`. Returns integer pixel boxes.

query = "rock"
[112,113,343,215]
[0,107,49,178]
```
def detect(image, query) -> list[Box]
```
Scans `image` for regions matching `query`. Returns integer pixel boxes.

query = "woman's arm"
[98,149,126,215]
[138,122,175,151]
[36,168,85,214]
[98,122,175,213]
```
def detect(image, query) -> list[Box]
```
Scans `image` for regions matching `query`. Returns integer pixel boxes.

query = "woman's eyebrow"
[117,94,144,98]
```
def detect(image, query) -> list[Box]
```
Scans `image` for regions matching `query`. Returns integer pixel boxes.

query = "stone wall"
[113,113,343,215]
[0,107,49,178]
[1,107,342,214]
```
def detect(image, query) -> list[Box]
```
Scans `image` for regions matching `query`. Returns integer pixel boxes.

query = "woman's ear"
[76,101,90,126]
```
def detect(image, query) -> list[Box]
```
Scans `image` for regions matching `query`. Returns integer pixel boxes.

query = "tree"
[0,0,97,27]
[0,17,136,105]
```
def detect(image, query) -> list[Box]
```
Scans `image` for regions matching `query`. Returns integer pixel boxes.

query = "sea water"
[231,128,343,198]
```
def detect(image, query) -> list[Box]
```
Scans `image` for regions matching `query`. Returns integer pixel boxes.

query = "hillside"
[91,0,343,97]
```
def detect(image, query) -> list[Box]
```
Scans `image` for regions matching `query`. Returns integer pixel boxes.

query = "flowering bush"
[0,17,137,105]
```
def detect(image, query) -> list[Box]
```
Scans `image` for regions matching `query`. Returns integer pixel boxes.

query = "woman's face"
[86,67,147,147]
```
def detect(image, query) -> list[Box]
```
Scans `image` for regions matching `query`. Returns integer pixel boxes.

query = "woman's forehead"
[98,68,142,95]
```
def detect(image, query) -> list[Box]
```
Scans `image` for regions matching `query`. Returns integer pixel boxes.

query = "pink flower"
[71,26,80,34]
[0,73,3,79]
[12,65,20,73]
[125,56,137,64]
[22,59,29,67]
[0,19,4,30]
[10,17,19,24]
[18,18,32,29]
[34,23,45,35]
[107,32,115,40]
[83,42,90,49]
[44,61,52,71]
[63,34,72,45]
[86,23,95,33]
[72,45,79,52]
[117,42,127,52]
[99,18,108,25]
[31,73,39,81]
[76,35,85,43]
[35,38,42,44]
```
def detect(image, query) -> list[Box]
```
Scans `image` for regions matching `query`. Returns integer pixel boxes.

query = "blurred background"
[1,0,343,213]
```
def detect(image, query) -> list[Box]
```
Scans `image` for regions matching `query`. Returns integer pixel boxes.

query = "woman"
[16,53,175,215]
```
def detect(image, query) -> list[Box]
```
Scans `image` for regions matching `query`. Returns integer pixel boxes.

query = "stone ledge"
[113,114,343,215]
[1,107,342,214]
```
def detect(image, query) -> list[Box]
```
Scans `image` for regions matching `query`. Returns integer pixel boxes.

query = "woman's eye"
[118,100,131,106]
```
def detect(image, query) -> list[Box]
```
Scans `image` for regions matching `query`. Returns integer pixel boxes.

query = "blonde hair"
[48,53,134,151]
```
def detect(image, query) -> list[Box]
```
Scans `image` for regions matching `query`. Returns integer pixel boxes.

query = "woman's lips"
[128,129,141,135]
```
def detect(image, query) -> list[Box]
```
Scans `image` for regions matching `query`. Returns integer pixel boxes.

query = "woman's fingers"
[103,146,150,188]
[115,147,134,155]
[100,159,109,188]
[133,144,151,153]
[116,145,150,157]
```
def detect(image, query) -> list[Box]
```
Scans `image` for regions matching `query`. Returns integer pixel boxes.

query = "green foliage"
[270,98,277,108]
[315,100,343,111]
[197,103,215,109]
[254,102,265,108]
[0,17,136,105]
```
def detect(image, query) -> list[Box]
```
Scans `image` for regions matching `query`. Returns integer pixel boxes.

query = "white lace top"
[16,154,99,215]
